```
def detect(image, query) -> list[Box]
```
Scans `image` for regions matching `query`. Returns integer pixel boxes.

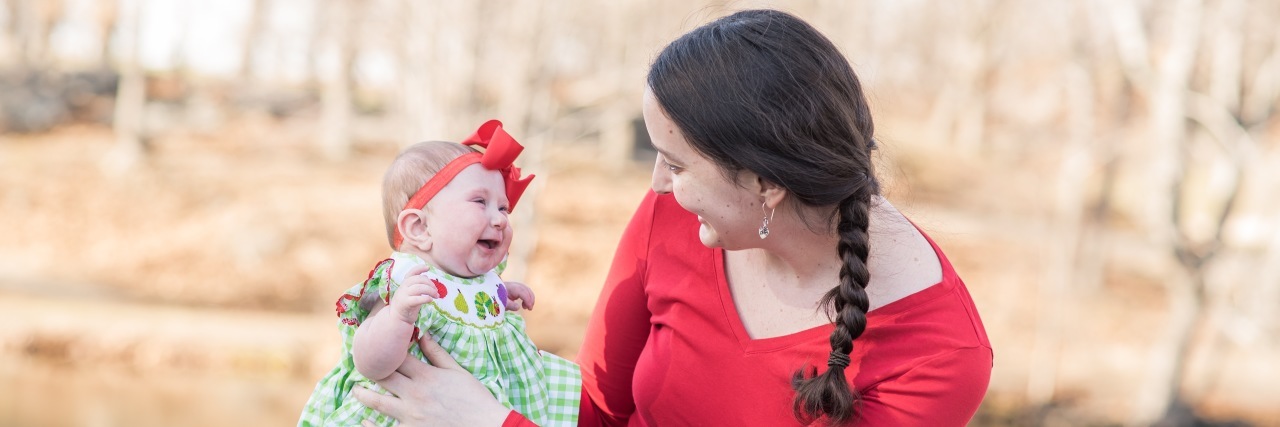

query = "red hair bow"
[462,120,534,211]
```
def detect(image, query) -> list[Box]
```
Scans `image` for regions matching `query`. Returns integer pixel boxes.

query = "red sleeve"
[855,346,993,426]
[574,191,657,426]
[500,389,600,427]
[501,410,539,427]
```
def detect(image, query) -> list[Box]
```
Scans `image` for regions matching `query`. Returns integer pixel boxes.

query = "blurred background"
[1,0,1277,425]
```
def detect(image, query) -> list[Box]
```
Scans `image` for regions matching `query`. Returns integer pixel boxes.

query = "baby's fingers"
[505,283,535,311]
[398,294,436,309]
[396,282,440,299]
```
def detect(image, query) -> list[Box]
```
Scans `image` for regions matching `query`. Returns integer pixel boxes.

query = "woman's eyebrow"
[654,147,682,164]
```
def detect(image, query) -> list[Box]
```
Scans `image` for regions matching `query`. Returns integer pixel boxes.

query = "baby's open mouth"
[478,239,500,249]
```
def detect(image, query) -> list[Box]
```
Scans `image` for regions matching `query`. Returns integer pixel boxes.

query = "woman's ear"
[396,209,432,252]
[755,175,787,211]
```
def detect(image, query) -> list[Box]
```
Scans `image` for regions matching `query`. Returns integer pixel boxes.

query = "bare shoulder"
[865,198,943,312]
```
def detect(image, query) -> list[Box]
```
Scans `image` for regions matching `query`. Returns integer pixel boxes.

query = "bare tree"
[397,0,479,143]
[240,0,272,80]
[923,0,997,157]
[317,0,357,161]
[105,0,147,172]
[9,0,63,67]
[1026,64,1097,412]
[598,0,643,170]
[1099,0,1280,423]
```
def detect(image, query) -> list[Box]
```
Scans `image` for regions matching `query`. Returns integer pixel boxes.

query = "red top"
[505,191,992,426]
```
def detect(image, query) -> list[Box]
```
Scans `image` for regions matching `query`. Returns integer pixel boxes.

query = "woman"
[355,9,992,426]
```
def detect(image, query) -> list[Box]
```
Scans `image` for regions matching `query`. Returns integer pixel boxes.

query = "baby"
[300,120,580,426]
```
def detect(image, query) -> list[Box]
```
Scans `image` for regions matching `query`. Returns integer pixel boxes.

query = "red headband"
[392,120,534,248]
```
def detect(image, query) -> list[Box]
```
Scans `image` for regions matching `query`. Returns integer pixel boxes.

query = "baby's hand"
[503,281,536,312]
[391,265,441,324]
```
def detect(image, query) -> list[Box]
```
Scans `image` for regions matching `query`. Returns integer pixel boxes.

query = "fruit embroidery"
[431,279,448,298]
[454,292,469,313]
[496,283,508,305]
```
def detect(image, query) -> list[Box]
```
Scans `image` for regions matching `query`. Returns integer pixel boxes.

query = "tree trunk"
[1102,0,1205,423]
[484,0,546,279]
[597,0,638,170]
[399,0,478,142]
[317,0,355,161]
[105,0,147,173]
[1026,63,1095,406]
[12,0,60,67]
[924,0,992,157]
[240,0,271,80]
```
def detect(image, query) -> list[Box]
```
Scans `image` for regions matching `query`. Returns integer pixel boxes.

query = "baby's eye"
[499,205,510,214]
[472,198,486,206]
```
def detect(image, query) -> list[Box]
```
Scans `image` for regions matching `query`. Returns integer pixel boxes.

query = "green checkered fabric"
[299,253,581,426]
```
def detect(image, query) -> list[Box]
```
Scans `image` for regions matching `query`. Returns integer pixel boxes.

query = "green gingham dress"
[299,252,581,426]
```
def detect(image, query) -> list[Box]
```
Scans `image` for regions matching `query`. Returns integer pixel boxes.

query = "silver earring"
[758,202,775,239]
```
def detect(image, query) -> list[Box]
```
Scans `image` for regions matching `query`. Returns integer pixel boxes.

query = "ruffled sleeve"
[335,258,396,328]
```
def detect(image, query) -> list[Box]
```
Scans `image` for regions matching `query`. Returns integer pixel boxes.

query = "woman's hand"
[354,333,512,427]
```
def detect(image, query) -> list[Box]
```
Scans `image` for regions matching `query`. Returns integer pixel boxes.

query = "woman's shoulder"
[865,201,990,351]
[865,201,946,312]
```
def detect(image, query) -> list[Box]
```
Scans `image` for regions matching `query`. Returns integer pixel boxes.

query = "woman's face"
[643,88,760,249]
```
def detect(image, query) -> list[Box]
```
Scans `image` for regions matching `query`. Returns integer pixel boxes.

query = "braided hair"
[647,9,879,425]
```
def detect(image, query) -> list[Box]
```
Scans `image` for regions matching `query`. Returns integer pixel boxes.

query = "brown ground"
[2,121,1277,426]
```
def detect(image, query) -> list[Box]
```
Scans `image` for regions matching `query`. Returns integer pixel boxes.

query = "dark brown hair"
[647,9,879,425]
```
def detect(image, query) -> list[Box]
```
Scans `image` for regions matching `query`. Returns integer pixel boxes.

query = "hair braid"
[792,186,873,425]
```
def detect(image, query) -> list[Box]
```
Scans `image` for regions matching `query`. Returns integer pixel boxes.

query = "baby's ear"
[397,209,432,252]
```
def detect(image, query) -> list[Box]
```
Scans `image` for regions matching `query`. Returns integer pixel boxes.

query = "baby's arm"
[353,264,439,381]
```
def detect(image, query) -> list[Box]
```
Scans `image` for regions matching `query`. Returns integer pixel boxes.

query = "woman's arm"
[353,264,439,380]
[575,191,660,426]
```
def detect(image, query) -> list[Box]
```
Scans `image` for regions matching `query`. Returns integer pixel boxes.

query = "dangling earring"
[758,202,776,239]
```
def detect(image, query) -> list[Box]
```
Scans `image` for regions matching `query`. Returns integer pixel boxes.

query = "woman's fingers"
[353,386,403,419]
[417,335,464,371]
[376,366,416,394]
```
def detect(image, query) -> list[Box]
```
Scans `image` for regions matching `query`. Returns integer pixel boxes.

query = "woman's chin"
[697,224,723,248]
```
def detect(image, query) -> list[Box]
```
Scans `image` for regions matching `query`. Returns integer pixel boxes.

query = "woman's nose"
[651,157,672,194]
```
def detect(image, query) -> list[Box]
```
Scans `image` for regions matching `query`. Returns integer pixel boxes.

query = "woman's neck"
[745,208,845,293]
[745,196,927,302]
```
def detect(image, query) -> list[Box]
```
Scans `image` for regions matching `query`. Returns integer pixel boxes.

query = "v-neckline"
[713,247,836,353]
[712,224,957,354]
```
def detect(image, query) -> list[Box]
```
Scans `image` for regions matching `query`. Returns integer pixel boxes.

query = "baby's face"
[420,164,513,277]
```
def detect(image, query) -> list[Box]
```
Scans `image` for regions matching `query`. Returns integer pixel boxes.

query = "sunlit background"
[2,0,1278,426]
